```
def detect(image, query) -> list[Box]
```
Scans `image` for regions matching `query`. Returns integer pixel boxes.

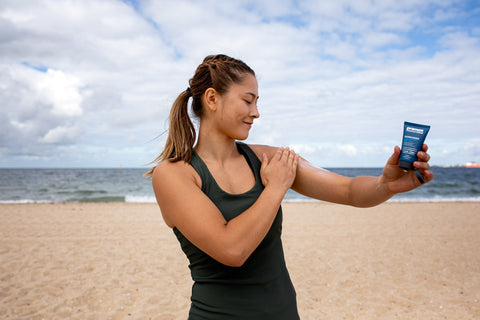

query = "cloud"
[41,125,81,144]
[464,138,480,157]
[0,0,479,167]
[0,64,84,155]
[29,68,83,117]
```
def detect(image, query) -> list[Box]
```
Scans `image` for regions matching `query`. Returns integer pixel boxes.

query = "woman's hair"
[145,54,255,177]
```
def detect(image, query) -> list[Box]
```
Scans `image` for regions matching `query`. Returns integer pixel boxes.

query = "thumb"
[260,153,268,172]
[387,146,401,166]
[260,153,269,186]
[261,153,268,169]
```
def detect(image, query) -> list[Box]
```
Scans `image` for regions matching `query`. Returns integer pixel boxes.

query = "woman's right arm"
[152,148,298,267]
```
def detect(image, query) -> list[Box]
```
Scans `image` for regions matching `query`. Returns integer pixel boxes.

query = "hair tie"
[186,87,192,96]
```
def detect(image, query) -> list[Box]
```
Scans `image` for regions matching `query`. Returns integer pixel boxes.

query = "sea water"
[0,167,479,203]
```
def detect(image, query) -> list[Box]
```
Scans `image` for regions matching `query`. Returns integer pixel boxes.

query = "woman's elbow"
[217,247,249,267]
[223,259,246,268]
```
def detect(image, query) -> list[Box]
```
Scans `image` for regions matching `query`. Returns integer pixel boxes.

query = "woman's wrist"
[262,184,289,204]
[377,174,396,200]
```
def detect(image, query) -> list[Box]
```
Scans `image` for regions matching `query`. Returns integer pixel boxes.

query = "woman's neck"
[195,127,239,166]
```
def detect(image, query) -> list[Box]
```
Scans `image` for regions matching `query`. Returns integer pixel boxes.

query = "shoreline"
[1,199,480,204]
[1,202,479,319]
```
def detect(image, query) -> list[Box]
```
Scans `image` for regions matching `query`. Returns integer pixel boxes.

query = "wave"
[282,197,480,203]
[0,197,125,203]
[125,195,156,203]
[2,195,479,204]
[387,196,480,202]
[0,199,52,204]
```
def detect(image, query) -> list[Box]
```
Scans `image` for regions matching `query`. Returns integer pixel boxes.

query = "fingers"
[261,147,299,190]
[414,147,431,171]
[423,169,434,183]
[387,144,431,171]
[266,147,298,163]
[279,147,291,160]
[290,150,299,167]
[413,167,434,185]
[416,150,431,162]
[269,147,299,175]
[279,147,298,166]
[274,147,284,160]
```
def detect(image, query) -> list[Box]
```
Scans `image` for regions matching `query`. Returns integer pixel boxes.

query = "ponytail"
[162,89,196,162]
[144,89,195,177]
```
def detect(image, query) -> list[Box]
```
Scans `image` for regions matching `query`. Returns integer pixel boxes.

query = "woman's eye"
[244,100,252,105]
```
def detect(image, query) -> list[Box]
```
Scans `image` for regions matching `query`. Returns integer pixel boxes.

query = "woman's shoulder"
[246,143,279,159]
[152,159,202,189]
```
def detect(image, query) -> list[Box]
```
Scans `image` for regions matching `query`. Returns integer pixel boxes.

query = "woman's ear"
[203,88,218,112]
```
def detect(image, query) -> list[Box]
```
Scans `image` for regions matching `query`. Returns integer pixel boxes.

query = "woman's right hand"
[260,147,299,194]
[153,145,299,267]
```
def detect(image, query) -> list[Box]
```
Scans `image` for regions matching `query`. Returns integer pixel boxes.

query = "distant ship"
[464,162,480,168]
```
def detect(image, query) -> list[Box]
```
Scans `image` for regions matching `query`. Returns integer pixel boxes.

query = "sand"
[0,202,479,320]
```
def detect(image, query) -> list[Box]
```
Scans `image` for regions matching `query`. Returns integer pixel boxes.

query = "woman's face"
[215,74,259,140]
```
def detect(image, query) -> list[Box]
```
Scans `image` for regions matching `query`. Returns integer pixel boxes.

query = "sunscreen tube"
[399,121,430,182]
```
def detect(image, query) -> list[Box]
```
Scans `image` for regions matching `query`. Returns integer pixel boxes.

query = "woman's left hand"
[381,144,434,195]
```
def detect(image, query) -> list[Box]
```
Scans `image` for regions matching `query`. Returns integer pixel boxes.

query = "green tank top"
[173,142,299,320]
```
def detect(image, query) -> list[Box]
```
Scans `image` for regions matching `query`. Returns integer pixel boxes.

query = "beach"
[1,202,479,320]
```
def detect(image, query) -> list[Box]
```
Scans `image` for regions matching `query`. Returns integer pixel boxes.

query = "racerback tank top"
[173,142,299,320]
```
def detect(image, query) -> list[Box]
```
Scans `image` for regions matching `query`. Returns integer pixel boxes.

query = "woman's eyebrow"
[244,92,259,100]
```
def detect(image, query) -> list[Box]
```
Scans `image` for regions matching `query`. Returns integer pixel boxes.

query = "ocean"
[0,167,479,204]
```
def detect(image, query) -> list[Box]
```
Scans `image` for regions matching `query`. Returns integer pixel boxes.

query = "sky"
[1,0,479,168]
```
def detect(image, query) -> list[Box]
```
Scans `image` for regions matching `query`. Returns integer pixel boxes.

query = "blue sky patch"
[22,61,49,73]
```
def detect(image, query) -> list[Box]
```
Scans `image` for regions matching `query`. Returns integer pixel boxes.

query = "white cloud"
[338,144,359,156]
[0,63,85,157]
[32,69,83,117]
[41,125,80,144]
[0,0,479,167]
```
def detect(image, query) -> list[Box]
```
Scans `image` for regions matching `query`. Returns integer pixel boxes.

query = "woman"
[147,54,433,319]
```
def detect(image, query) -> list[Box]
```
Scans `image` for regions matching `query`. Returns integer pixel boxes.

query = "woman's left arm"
[291,144,433,207]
